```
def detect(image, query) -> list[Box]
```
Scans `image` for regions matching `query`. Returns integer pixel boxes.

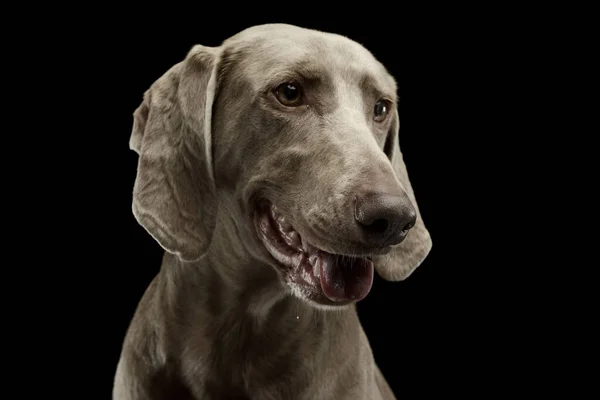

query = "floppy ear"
[129,45,220,262]
[374,109,433,281]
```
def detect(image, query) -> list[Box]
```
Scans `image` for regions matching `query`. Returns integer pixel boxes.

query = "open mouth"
[254,202,374,305]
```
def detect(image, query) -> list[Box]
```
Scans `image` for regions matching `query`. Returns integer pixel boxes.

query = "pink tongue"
[318,254,374,302]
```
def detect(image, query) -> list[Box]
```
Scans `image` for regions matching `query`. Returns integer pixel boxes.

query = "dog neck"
[157,213,362,378]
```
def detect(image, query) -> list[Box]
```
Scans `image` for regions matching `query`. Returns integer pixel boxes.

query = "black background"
[50,9,570,398]
[92,17,491,397]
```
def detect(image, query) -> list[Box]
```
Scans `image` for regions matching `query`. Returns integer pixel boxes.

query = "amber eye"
[374,99,391,122]
[275,82,303,107]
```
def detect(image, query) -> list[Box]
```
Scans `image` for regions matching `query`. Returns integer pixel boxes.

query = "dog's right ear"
[129,45,221,262]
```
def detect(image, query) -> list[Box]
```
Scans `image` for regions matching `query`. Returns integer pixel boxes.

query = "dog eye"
[275,82,303,107]
[373,99,391,122]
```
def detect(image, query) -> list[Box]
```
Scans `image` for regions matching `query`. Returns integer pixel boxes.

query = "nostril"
[362,218,389,234]
[401,215,417,233]
[355,192,416,246]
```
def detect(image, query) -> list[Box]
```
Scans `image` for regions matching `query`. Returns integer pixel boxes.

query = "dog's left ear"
[374,109,433,281]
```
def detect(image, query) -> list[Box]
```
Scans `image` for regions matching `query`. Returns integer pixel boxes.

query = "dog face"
[129,24,432,308]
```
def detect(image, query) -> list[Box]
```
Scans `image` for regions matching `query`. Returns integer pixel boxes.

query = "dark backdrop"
[73,12,526,398]
[11,4,585,397]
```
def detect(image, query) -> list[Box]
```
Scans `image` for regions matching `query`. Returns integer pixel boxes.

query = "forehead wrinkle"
[327,42,398,99]
[324,60,397,105]
[224,42,323,90]
[312,41,398,102]
[358,72,398,102]
[221,27,397,99]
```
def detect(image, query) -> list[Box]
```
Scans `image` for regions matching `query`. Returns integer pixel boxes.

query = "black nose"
[354,192,417,247]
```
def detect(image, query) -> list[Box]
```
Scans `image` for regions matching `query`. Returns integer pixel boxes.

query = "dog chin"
[253,201,376,307]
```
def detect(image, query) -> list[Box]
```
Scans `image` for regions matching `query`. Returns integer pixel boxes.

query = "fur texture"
[114,23,432,399]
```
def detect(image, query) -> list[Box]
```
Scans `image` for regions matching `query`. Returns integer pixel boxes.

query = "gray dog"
[113,23,432,399]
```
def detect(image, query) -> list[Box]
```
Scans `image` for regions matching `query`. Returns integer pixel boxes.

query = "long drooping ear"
[374,109,433,281]
[129,45,220,262]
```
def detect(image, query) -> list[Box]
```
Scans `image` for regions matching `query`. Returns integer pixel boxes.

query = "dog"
[113,23,432,399]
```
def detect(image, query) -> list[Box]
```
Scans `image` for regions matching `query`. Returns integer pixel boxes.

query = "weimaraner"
[114,23,432,399]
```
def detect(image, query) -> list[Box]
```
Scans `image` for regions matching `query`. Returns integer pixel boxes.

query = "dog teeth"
[300,235,309,252]
[287,230,301,247]
[270,206,281,222]
[309,255,320,277]
[278,216,293,231]
[272,208,293,231]
[303,241,318,255]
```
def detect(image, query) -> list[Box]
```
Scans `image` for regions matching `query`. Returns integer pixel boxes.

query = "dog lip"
[254,202,303,262]
[254,201,385,261]
[254,201,376,303]
[302,226,395,257]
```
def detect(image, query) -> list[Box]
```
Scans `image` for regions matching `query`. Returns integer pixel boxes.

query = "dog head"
[130,24,432,307]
